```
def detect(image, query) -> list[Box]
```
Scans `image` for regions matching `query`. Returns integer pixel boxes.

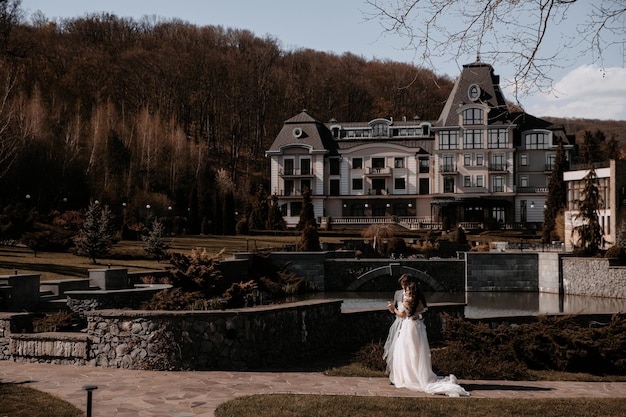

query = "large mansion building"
[266,60,575,230]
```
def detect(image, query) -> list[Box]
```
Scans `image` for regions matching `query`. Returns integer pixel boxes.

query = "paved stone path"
[1,362,625,416]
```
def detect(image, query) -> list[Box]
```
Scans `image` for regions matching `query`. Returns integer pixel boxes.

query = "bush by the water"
[354,314,626,379]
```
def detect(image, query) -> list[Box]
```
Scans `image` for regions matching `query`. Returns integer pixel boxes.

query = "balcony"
[279,168,315,178]
[440,165,457,174]
[516,186,548,193]
[488,163,508,172]
[366,167,392,176]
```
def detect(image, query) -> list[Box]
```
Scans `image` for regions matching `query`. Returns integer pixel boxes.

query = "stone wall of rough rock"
[9,332,88,365]
[66,285,170,318]
[0,301,465,370]
[562,257,626,298]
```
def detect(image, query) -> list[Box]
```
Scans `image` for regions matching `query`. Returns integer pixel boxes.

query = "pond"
[295,291,626,318]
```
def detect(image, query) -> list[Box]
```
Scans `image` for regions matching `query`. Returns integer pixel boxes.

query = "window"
[476,175,484,188]
[300,179,311,193]
[464,175,471,187]
[520,154,528,166]
[284,159,294,175]
[525,132,550,149]
[329,158,340,175]
[329,179,340,196]
[372,203,386,216]
[442,154,455,172]
[488,129,508,148]
[394,177,406,190]
[439,130,459,150]
[351,204,365,217]
[291,202,302,217]
[546,154,556,171]
[422,125,430,135]
[443,177,455,193]
[476,154,484,166]
[419,178,429,195]
[492,176,504,192]
[352,178,363,190]
[520,175,528,187]
[464,130,483,149]
[284,180,294,196]
[464,154,471,166]
[394,157,405,168]
[419,158,430,173]
[372,178,386,195]
[300,159,311,175]
[352,158,362,169]
[372,157,385,169]
[372,123,388,137]
[492,207,505,222]
[463,108,484,125]
[280,203,287,217]
[491,153,506,171]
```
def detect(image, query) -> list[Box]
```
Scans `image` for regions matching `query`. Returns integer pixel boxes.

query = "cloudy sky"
[20,0,626,121]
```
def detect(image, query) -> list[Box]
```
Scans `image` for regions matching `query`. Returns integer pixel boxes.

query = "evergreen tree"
[603,135,622,161]
[578,130,605,165]
[142,219,170,262]
[296,186,317,231]
[248,185,269,231]
[73,201,115,264]
[297,186,320,251]
[573,165,604,256]
[542,139,568,244]
[266,194,286,231]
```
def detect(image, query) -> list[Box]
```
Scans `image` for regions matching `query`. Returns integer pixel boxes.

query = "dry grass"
[215,395,626,417]
[0,234,310,281]
[0,383,83,417]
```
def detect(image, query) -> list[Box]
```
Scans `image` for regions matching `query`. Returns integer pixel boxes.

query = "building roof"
[265,110,338,156]
[436,60,510,127]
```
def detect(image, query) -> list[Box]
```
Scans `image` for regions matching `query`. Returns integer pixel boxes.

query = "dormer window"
[463,108,484,125]
[372,122,388,137]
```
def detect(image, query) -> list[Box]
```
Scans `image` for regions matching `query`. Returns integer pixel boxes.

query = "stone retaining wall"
[9,332,88,365]
[0,301,464,370]
[562,257,626,298]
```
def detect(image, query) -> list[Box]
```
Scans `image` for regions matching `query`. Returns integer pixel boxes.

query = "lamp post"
[82,385,98,417]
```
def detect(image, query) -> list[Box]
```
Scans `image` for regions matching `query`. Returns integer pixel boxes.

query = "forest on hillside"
[0,3,624,237]
[0,5,454,234]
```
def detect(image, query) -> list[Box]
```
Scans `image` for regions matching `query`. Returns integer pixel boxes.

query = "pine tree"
[248,185,269,231]
[73,201,115,264]
[266,194,286,231]
[573,164,604,256]
[578,130,605,165]
[296,186,317,231]
[297,186,320,251]
[542,139,567,244]
[142,219,170,262]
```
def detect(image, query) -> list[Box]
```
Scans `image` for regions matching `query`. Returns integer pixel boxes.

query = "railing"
[488,163,508,172]
[278,169,314,176]
[516,186,548,193]
[329,216,441,230]
[440,165,457,173]
[366,167,392,175]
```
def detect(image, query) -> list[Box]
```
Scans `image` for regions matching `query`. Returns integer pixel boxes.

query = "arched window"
[462,108,484,125]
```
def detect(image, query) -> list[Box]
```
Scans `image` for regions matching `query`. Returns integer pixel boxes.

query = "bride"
[384,277,469,397]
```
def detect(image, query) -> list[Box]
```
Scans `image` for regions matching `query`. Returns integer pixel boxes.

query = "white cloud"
[522,65,626,121]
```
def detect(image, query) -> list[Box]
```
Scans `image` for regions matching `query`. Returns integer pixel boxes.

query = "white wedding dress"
[384,302,469,397]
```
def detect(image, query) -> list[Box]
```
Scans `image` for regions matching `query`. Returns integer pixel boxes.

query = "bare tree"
[364,0,626,98]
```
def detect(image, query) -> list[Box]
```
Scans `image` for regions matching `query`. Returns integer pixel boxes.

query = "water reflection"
[298,291,626,317]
